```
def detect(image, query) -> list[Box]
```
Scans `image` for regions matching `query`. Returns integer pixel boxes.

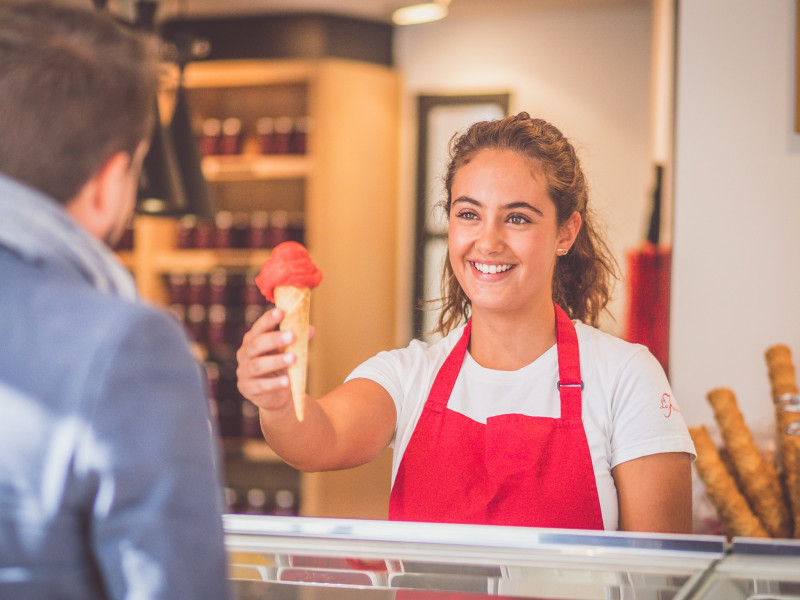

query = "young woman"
[236,112,695,533]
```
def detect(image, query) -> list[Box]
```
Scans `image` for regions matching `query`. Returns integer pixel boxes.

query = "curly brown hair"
[434,112,618,335]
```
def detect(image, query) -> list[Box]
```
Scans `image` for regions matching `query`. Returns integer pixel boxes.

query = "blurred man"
[0,2,230,598]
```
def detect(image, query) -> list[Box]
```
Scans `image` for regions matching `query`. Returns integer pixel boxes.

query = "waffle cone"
[274,285,311,421]
[785,436,800,538]
[690,425,769,538]
[707,388,791,538]
[765,345,798,396]
[764,344,800,537]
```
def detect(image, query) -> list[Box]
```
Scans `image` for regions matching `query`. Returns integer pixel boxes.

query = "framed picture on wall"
[413,93,510,341]
[796,0,800,131]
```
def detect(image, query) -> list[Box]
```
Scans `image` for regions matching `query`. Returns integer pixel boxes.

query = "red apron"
[389,303,604,530]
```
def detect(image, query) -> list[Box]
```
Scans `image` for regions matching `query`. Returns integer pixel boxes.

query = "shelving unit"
[126,57,399,520]
[201,154,310,182]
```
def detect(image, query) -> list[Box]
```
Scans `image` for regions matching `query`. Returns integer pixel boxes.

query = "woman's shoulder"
[573,320,664,378]
[574,320,648,356]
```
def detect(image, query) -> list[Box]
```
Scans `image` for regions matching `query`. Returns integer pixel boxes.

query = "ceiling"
[156,0,412,22]
[108,0,642,24]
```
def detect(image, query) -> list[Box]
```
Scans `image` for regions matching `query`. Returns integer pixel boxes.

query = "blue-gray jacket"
[0,175,231,599]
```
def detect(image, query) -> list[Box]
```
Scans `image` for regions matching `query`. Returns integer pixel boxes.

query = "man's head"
[0,1,159,211]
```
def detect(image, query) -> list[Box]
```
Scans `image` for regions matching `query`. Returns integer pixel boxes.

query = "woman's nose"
[475,222,504,253]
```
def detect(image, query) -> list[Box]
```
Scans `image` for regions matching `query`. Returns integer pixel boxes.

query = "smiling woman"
[236,112,696,534]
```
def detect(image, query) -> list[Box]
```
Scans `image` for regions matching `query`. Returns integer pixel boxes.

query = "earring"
[556,248,569,256]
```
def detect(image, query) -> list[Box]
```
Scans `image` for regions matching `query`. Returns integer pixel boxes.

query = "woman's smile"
[470,261,515,275]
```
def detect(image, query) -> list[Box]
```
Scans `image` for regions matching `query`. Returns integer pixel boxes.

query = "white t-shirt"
[346,320,696,530]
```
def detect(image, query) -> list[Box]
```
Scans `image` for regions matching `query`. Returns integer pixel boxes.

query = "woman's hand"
[236,307,297,413]
[235,307,395,472]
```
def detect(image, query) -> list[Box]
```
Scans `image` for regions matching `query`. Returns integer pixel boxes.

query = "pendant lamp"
[392,0,451,25]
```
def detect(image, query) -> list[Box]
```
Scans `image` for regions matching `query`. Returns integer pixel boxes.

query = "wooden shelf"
[151,249,271,273]
[119,242,269,285]
[126,58,400,520]
[224,438,285,464]
[182,59,315,88]
[202,154,310,182]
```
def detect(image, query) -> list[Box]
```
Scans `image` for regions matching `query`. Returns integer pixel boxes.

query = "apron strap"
[426,320,472,413]
[555,303,582,420]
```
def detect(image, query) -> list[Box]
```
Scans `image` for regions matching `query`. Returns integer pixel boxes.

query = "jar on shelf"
[246,489,270,515]
[176,215,198,249]
[213,211,234,249]
[185,303,207,344]
[256,117,275,155]
[220,117,243,155]
[244,268,265,306]
[166,272,189,305]
[241,401,260,439]
[290,116,311,155]
[194,218,215,249]
[269,210,290,247]
[288,211,305,244]
[199,118,222,156]
[207,304,228,351]
[232,212,250,249]
[274,489,297,516]
[187,272,208,306]
[248,211,270,249]
[272,116,293,154]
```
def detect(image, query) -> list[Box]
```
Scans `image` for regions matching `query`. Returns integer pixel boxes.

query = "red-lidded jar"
[199,118,222,156]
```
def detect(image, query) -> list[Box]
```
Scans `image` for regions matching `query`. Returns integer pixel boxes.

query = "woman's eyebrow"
[504,201,544,216]
[452,196,480,206]
[452,197,544,217]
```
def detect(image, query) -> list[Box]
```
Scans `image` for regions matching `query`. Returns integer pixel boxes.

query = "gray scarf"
[0,173,138,301]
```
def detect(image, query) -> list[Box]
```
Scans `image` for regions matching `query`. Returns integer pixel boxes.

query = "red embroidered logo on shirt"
[659,393,679,418]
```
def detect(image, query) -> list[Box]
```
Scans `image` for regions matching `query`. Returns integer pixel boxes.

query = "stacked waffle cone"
[764,344,800,537]
[693,345,800,538]
[706,388,790,537]
[689,425,768,538]
[274,285,311,421]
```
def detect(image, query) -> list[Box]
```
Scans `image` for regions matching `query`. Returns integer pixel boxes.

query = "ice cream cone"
[274,285,311,421]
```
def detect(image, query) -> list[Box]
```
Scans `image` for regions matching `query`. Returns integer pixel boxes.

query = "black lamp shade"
[170,84,214,218]
[138,100,188,215]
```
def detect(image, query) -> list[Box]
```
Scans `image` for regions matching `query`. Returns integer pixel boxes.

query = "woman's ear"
[557,210,582,252]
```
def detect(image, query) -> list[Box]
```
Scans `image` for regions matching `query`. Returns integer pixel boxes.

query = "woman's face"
[448,148,579,320]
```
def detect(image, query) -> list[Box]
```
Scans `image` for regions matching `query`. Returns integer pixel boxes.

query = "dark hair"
[0,0,159,203]
[435,112,618,334]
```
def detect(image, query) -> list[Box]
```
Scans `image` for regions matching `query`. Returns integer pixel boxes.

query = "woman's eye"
[508,214,531,225]
[456,210,478,220]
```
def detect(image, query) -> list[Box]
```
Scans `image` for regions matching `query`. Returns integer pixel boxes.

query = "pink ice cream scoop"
[255,241,323,302]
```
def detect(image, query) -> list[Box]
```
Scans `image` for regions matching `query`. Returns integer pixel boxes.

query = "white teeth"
[472,262,512,274]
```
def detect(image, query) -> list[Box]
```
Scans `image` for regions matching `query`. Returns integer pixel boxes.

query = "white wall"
[393,1,655,342]
[671,0,800,429]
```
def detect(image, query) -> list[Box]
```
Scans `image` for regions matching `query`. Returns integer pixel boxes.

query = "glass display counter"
[224,514,727,599]
[689,537,800,600]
